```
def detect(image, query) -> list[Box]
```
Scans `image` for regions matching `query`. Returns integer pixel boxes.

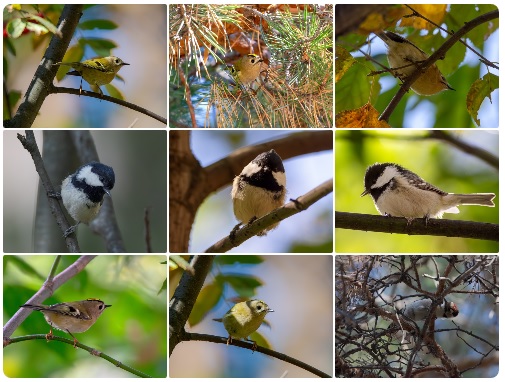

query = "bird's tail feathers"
[451,193,495,207]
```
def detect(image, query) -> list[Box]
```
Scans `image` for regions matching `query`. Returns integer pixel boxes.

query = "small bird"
[361,162,495,222]
[213,299,273,349]
[228,54,264,88]
[402,298,459,322]
[231,149,286,236]
[388,299,458,348]
[53,56,129,96]
[21,299,111,347]
[376,31,454,96]
[60,162,115,237]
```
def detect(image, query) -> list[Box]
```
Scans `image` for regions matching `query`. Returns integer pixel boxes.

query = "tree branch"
[428,130,498,169]
[17,131,80,252]
[49,86,167,125]
[202,131,333,198]
[205,179,333,253]
[169,255,215,355]
[5,334,152,377]
[184,332,331,378]
[335,212,498,241]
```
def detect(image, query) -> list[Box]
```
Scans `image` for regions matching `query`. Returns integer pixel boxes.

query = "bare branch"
[335,212,498,242]
[49,86,167,125]
[169,255,215,355]
[184,332,331,378]
[206,179,333,253]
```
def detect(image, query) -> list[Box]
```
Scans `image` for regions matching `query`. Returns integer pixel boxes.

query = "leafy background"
[335,4,499,128]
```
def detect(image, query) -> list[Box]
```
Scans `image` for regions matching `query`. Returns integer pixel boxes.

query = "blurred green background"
[3,255,167,378]
[335,130,498,253]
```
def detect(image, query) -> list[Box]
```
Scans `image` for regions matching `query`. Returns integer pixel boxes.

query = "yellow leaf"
[335,45,355,82]
[466,73,499,127]
[336,103,391,128]
[400,4,447,30]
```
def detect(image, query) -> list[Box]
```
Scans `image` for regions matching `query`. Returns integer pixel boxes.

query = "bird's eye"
[256,305,262,311]
[68,306,77,312]
[99,304,104,310]
[115,59,121,64]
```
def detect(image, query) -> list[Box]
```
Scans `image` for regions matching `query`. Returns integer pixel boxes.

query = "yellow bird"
[54,56,129,96]
[213,299,273,349]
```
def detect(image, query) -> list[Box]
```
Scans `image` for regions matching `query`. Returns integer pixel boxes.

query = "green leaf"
[79,19,118,30]
[80,38,117,58]
[4,38,16,56]
[217,274,263,297]
[335,58,376,113]
[188,282,223,326]
[249,331,272,349]
[26,13,61,37]
[6,256,45,280]
[3,57,8,78]
[6,19,26,38]
[114,73,126,83]
[55,45,84,81]
[157,278,167,295]
[104,83,125,100]
[24,21,49,36]
[215,255,263,265]
[8,90,21,107]
[467,73,499,127]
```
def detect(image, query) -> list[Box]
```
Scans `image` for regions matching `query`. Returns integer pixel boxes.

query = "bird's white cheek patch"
[77,166,103,187]
[373,166,399,188]
[241,162,262,177]
[273,171,286,187]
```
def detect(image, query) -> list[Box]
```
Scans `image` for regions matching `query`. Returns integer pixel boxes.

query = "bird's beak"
[105,304,112,308]
[360,189,370,197]
[105,189,112,197]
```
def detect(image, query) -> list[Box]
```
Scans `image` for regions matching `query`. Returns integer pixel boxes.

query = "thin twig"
[404,5,498,69]
[7,335,152,378]
[185,332,331,378]
[177,66,197,127]
[428,130,498,169]
[144,207,152,253]
[50,86,167,125]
